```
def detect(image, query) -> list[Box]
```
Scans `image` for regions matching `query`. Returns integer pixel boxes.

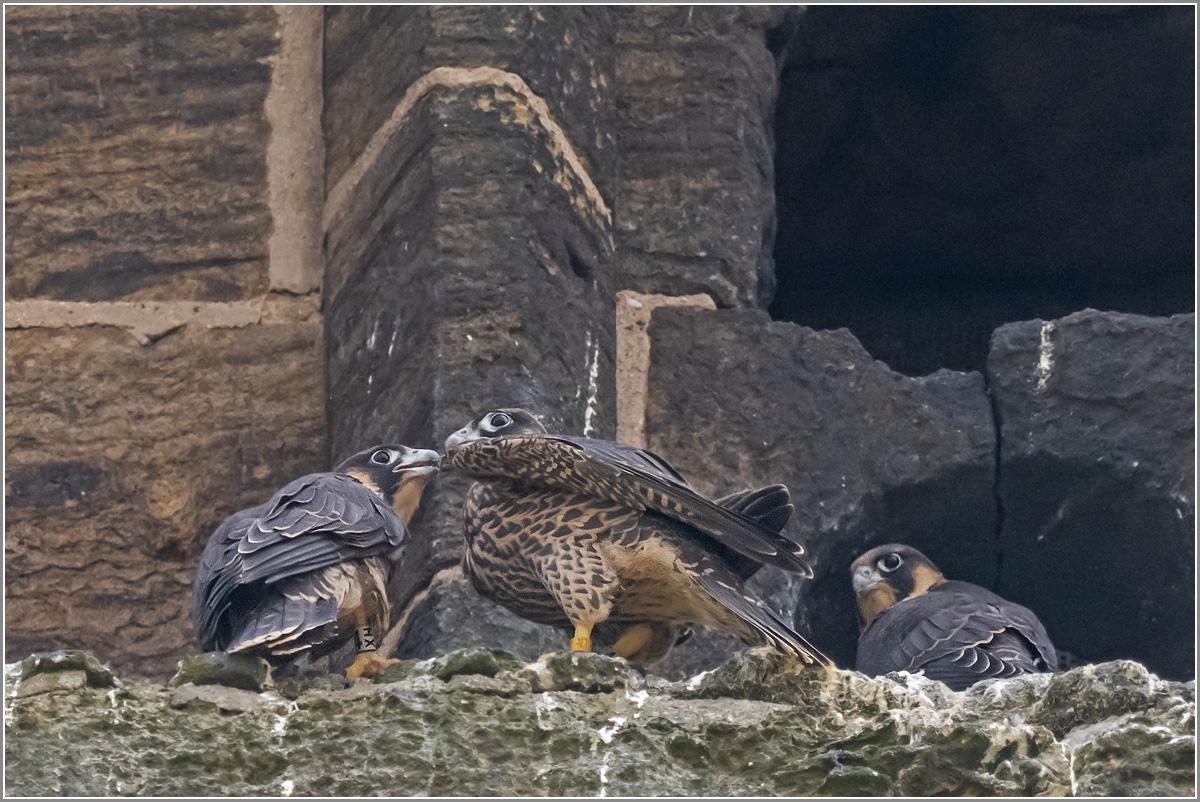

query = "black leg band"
[355,626,379,653]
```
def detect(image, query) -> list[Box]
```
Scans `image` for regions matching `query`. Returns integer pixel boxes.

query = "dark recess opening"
[768,5,1195,377]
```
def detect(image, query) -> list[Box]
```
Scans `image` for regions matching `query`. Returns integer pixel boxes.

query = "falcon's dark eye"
[488,412,512,429]
[370,449,393,465]
[878,553,903,572]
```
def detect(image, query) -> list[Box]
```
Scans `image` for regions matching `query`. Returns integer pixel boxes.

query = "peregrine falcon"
[444,408,830,666]
[852,544,1058,690]
[192,445,440,679]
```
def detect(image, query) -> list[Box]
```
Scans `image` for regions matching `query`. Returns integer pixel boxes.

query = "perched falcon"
[193,445,440,679]
[444,408,830,666]
[852,544,1058,690]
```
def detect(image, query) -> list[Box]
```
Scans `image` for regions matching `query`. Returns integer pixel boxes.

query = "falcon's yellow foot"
[345,651,399,680]
[570,624,593,653]
[537,652,559,662]
[611,623,654,659]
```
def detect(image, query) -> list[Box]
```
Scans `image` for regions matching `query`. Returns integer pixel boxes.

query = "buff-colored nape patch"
[908,564,946,599]
[344,469,381,497]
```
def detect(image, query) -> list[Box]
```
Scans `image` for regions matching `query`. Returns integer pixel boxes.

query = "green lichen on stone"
[168,652,272,692]
[5,648,1195,796]
[17,649,115,689]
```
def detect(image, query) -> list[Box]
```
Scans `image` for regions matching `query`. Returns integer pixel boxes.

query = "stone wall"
[5,6,325,678]
[5,6,1194,693]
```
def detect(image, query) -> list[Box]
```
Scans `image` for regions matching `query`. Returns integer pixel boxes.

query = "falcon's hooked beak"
[852,564,882,594]
[394,448,442,477]
[444,425,480,452]
[390,448,442,524]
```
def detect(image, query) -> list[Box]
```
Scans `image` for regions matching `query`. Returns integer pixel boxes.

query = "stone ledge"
[4,648,1194,796]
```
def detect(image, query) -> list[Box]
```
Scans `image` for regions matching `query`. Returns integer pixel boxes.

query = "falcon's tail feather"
[226,592,338,656]
[714,485,794,535]
[694,565,832,667]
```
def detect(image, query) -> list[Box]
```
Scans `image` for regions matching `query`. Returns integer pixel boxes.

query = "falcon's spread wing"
[193,472,405,652]
[450,434,812,576]
[856,580,1057,690]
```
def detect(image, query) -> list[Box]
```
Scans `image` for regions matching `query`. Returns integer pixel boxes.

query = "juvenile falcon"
[444,408,830,666]
[852,544,1057,690]
[193,445,440,679]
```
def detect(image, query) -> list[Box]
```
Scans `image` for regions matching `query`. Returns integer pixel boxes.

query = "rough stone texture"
[323,15,618,661]
[4,5,328,681]
[644,307,997,673]
[323,6,615,196]
[989,311,1195,681]
[4,322,324,678]
[168,653,272,693]
[5,649,1194,796]
[771,5,1195,375]
[17,650,115,689]
[389,572,564,662]
[4,6,279,302]
[613,7,781,308]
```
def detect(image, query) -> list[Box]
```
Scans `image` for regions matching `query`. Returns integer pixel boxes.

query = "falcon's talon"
[611,623,654,659]
[345,651,399,680]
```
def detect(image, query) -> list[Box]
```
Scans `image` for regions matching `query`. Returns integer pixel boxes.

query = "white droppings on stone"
[533,691,561,730]
[685,669,713,691]
[583,332,601,437]
[280,779,295,796]
[597,752,612,797]
[367,320,380,351]
[625,688,649,710]
[1035,321,1056,391]
[597,716,627,745]
[5,662,21,727]
[466,334,473,342]
[388,328,399,356]
[272,699,299,738]
[592,714,628,797]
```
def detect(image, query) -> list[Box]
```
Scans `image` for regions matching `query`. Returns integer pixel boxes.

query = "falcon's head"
[443,408,548,451]
[337,445,441,524]
[850,544,946,628]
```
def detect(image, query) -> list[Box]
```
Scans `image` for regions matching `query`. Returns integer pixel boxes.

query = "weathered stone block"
[323,6,615,194]
[324,38,617,659]
[16,650,115,689]
[614,7,779,307]
[4,322,324,678]
[4,6,279,301]
[168,652,272,693]
[390,576,563,663]
[645,307,997,671]
[989,310,1195,680]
